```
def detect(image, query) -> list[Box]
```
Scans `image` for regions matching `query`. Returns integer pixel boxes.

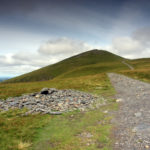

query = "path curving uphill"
[108,73,150,150]
[122,61,134,70]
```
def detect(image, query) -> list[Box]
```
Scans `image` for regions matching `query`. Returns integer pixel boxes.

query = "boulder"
[40,88,49,94]
[40,88,57,95]
[48,88,58,94]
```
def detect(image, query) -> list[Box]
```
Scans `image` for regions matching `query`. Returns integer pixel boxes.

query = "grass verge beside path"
[0,73,117,150]
[0,73,114,100]
[118,58,150,83]
[31,101,118,150]
[119,69,150,83]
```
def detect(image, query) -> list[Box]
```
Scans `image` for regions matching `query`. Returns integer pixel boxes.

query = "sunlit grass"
[1,55,150,150]
[18,141,32,150]
[0,73,114,99]
[31,102,118,150]
[0,109,49,150]
[118,58,150,83]
[3,50,124,83]
[0,73,117,150]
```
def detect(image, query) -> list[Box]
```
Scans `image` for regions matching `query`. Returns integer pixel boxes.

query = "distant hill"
[0,77,10,82]
[4,49,128,83]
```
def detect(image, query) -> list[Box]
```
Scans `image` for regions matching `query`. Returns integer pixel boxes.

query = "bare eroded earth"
[108,73,150,150]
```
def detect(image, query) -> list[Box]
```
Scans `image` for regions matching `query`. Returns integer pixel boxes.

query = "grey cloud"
[11,52,56,67]
[0,55,6,61]
[0,52,55,76]
[111,27,150,58]
[0,65,39,77]
[0,37,93,76]
[0,55,16,67]
[1,31,150,76]
[112,37,142,54]
[0,0,42,15]
[133,27,150,46]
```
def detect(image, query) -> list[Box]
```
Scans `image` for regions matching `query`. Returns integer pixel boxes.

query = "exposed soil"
[108,73,150,150]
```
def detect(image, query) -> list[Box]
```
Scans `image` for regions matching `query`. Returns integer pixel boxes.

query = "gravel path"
[108,73,150,150]
[122,61,134,70]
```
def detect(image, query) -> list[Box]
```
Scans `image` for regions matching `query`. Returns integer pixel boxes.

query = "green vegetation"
[4,50,125,83]
[31,102,118,150]
[0,73,117,150]
[119,58,150,82]
[59,62,128,78]
[0,109,48,150]
[0,101,117,150]
[1,49,150,150]
[0,73,114,100]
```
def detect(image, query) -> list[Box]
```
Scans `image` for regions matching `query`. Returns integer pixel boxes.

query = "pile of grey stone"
[0,88,98,115]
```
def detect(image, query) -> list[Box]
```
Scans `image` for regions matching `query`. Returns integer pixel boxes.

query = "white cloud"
[0,54,58,76]
[0,65,39,77]
[111,37,143,57]
[1,30,150,76]
[109,27,150,59]
[38,37,92,56]
[113,37,141,52]
[0,38,93,76]
[133,27,150,46]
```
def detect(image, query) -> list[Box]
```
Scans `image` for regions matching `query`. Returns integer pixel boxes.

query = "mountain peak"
[4,49,125,83]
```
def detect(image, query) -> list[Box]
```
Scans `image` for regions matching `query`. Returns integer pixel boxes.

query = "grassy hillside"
[119,58,150,82]
[0,73,114,100]
[1,50,150,149]
[0,73,117,150]
[0,49,129,149]
[4,49,125,83]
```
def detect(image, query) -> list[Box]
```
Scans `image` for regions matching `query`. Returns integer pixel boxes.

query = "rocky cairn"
[0,88,98,115]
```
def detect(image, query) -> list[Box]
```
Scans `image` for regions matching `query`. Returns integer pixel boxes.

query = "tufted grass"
[3,50,125,83]
[0,73,114,100]
[31,102,118,150]
[1,51,150,149]
[0,72,118,150]
[118,58,150,83]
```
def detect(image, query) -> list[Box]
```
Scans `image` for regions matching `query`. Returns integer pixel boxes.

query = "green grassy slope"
[119,58,150,82]
[0,73,114,100]
[4,49,125,83]
[1,50,150,149]
[0,73,117,150]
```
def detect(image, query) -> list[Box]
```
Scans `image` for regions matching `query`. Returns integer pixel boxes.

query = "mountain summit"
[4,50,126,83]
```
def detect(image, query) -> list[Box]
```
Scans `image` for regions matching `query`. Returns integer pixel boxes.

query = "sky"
[0,0,150,77]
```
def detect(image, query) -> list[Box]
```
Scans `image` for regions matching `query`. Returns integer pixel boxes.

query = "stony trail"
[108,73,150,150]
[122,61,134,70]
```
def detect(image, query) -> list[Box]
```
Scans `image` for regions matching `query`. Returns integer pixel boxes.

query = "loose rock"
[134,112,142,117]
[0,88,100,115]
[108,73,150,150]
